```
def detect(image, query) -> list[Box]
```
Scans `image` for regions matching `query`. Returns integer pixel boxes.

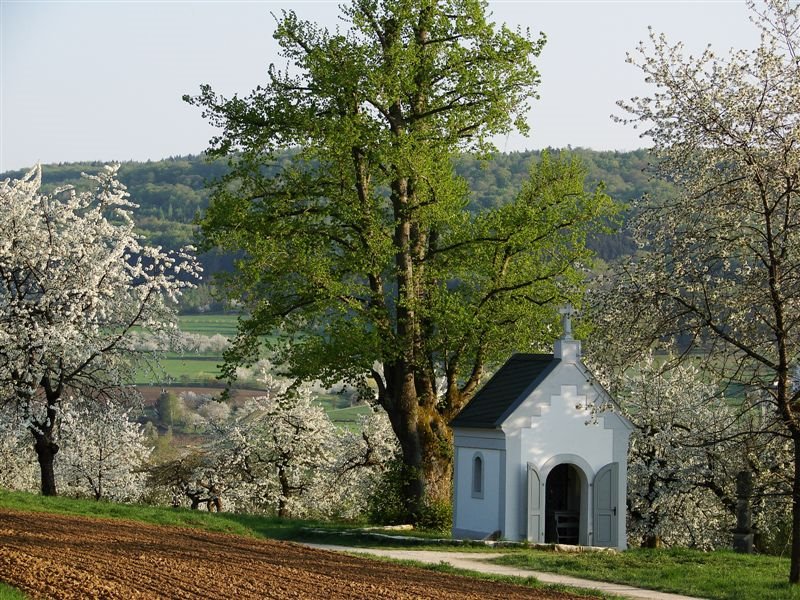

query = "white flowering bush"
[145,367,397,518]
[195,398,231,425]
[330,410,397,519]
[56,398,151,502]
[216,387,339,517]
[598,351,795,552]
[128,331,229,354]
[0,164,200,495]
[0,407,38,492]
[0,399,151,502]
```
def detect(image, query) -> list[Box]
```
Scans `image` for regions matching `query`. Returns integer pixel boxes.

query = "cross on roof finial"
[558,304,576,340]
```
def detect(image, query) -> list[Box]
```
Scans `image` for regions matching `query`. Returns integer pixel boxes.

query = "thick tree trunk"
[790,434,800,583]
[385,375,455,521]
[394,372,425,521]
[391,423,452,518]
[418,406,453,505]
[398,442,425,521]
[33,434,59,497]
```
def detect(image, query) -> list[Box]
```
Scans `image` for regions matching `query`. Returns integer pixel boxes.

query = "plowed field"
[0,509,588,599]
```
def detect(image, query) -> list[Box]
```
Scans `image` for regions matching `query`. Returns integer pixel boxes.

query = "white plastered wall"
[501,351,623,545]
[452,338,631,548]
[451,430,505,539]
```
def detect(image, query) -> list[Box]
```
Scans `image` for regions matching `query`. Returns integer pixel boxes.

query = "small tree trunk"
[641,534,662,549]
[733,470,754,554]
[278,466,291,518]
[790,434,800,583]
[187,490,202,509]
[33,435,59,497]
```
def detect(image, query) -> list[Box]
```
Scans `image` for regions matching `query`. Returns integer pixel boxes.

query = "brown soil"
[0,509,589,600]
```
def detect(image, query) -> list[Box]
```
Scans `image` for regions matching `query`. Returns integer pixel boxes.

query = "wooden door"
[527,463,543,542]
[593,462,618,547]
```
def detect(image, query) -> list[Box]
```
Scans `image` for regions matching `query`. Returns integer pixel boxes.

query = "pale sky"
[0,0,757,172]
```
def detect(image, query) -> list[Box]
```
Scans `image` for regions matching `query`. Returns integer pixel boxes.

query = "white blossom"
[56,398,151,502]
[590,2,800,560]
[147,370,397,519]
[0,164,200,494]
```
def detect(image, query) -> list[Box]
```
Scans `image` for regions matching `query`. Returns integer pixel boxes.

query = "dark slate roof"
[450,353,559,429]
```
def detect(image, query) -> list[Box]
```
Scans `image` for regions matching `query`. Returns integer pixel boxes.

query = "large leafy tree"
[187,0,615,516]
[597,0,800,581]
[0,165,199,496]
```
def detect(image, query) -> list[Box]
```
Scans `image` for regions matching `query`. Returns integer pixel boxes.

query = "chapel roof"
[450,353,560,429]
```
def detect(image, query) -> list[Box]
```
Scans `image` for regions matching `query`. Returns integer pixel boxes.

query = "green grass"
[136,313,279,385]
[0,583,26,600]
[0,489,490,549]
[0,489,454,547]
[327,404,373,420]
[177,313,240,337]
[0,488,357,541]
[367,557,617,598]
[316,393,374,426]
[132,313,235,384]
[136,357,224,385]
[495,547,800,600]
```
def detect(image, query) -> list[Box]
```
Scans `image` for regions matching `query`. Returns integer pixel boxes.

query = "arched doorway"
[545,463,581,544]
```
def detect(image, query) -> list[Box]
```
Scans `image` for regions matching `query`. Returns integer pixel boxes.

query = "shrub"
[367,460,452,531]
[367,459,413,526]
[418,500,452,533]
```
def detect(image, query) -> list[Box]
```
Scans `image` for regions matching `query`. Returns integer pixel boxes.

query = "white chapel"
[450,307,632,549]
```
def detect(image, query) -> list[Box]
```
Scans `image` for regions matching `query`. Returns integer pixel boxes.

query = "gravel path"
[307,544,706,600]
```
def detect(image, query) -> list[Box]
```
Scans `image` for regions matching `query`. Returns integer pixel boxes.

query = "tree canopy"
[594,0,800,581]
[187,0,616,517]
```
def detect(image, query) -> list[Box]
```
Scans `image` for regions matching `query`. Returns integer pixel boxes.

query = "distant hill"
[1,149,674,269]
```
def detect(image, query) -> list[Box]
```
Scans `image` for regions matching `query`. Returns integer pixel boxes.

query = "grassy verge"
[376,557,618,598]
[0,489,478,548]
[494,547,800,600]
[0,489,353,541]
[0,489,462,548]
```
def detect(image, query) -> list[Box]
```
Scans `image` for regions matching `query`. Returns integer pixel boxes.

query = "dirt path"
[0,509,590,599]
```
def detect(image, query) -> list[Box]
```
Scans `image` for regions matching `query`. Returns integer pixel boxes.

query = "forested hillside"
[1,149,673,266]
